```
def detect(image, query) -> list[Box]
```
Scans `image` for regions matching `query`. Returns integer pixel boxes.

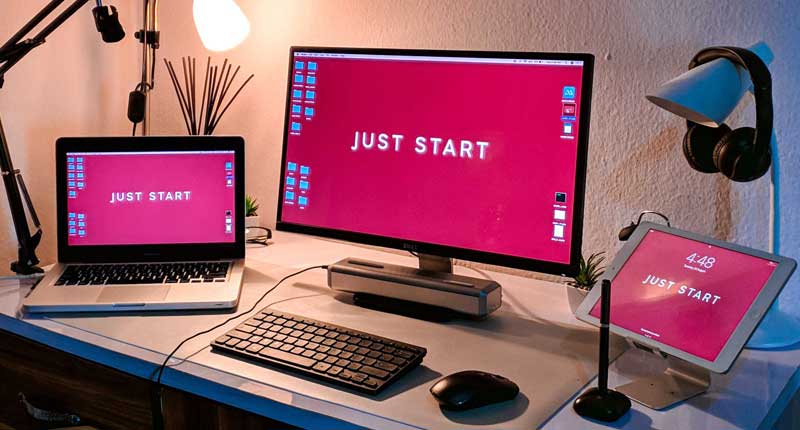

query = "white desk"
[1,231,798,429]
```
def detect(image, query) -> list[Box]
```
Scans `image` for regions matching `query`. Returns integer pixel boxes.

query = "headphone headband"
[687,46,773,159]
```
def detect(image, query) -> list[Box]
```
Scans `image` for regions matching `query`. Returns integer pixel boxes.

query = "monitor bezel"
[276,46,594,276]
[575,222,797,374]
[56,136,245,262]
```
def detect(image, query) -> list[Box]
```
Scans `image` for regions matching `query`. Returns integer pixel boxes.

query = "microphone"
[92,2,125,43]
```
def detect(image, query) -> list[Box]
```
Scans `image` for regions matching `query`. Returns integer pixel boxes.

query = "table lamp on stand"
[646,41,799,349]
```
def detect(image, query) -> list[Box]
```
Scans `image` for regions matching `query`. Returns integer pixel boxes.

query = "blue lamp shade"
[646,42,773,127]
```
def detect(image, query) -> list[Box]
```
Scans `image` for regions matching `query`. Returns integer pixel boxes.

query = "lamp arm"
[0,0,92,274]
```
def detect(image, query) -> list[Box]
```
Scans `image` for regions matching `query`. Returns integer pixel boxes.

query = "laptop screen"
[64,150,236,246]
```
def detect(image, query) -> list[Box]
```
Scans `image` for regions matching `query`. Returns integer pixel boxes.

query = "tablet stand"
[615,351,711,410]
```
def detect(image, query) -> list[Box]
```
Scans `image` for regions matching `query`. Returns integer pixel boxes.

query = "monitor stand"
[615,352,711,410]
[327,254,502,321]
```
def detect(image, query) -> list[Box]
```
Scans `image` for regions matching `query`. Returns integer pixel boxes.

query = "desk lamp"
[646,42,800,349]
[130,0,250,135]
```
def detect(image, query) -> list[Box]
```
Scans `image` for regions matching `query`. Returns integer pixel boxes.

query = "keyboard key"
[229,330,251,340]
[236,325,255,334]
[215,335,230,344]
[301,350,315,358]
[347,362,362,372]
[280,344,294,352]
[246,344,264,354]
[361,366,389,380]
[336,358,350,367]
[234,341,251,350]
[324,356,338,364]
[375,361,398,373]
[362,357,377,366]
[258,348,316,368]
[313,362,332,373]
[364,377,380,388]
[327,366,343,376]
[313,352,327,361]
[291,346,305,355]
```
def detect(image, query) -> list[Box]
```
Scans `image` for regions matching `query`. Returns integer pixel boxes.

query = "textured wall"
[2,0,799,310]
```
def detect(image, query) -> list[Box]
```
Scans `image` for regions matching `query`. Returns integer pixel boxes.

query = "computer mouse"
[430,370,519,411]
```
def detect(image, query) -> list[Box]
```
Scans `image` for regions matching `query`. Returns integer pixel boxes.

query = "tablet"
[576,222,796,373]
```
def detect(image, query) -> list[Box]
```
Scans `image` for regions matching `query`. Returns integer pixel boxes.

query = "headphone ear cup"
[713,127,771,182]
[682,124,731,173]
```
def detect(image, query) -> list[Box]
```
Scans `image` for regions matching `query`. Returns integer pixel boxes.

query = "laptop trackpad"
[97,286,170,304]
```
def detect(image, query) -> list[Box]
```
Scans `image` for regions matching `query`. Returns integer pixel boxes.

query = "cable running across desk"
[154,264,329,385]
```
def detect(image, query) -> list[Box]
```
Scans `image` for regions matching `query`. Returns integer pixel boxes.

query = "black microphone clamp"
[92,4,125,43]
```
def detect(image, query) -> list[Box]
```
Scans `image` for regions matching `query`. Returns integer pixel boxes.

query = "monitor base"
[327,256,503,319]
[352,293,464,322]
[615,355,710,410]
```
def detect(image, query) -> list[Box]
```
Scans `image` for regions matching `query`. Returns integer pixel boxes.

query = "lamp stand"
[747,132,800,349]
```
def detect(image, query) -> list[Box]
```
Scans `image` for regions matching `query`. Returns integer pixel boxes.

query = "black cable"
[153,264,329,386]
[245,226,272,246]
[131,122,137,136]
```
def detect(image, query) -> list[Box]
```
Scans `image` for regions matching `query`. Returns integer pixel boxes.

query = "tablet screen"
[590,228,778,361]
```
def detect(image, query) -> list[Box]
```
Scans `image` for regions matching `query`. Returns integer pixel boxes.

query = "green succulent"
[569,251,606,291]
[245,195,259,217]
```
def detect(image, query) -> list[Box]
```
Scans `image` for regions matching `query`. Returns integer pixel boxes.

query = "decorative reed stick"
[164,57,254,135]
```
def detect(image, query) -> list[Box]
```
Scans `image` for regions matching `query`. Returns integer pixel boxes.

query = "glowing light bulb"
[193,0,250,52]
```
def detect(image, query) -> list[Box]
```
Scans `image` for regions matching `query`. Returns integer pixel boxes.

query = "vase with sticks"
[164,56,254,135]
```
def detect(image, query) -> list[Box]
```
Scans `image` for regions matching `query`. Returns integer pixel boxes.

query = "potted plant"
[245,195,259,239]
[566,251,606,314]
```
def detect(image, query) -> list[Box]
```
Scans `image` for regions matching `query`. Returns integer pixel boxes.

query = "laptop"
[24,136,246,313]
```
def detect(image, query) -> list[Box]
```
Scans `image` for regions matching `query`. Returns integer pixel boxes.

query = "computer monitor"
[277,47,594,277]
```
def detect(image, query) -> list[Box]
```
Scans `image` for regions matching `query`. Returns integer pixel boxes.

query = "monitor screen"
[590,229,779,362]
[277,48,593,274]
[64,150,236,246]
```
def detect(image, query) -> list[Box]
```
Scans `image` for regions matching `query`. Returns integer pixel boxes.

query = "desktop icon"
[308,62,317,71]
[555,192,567,203]
[305,90,316,100]
[285,190,296,201]
[298,196,308,206]
[562,103,576,116]
[300,165,310,175]
[563,122,573,135]
[304,107,314,117]
[294,74,304,84]
[299,180,309,190]
[286,177,296,186]
[291,122,302,132]
[292,104,302,114]
[225,161,233,170]
[554,209,566,221]
[306,76,316,85]
[562,86,576,99]
[553,224,565,238]
[292,89,303,99]
[288,162,298,172]
[295,61,305,70]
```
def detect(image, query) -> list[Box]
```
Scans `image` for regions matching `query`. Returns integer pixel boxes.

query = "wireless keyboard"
[212,308,427,394]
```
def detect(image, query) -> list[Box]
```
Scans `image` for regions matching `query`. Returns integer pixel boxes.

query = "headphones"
[682,46,773,182]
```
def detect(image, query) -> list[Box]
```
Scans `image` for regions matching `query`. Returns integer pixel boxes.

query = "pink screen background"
[591,229,778,361]
[280,54,585,263]
[66,152,236,246]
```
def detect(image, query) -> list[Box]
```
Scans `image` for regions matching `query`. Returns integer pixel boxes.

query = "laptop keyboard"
[55,262,231,286]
